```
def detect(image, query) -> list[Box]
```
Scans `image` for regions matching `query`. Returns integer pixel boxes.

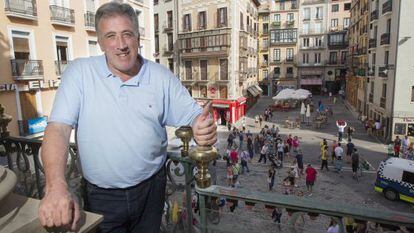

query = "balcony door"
[200,60,207,80]
[10,30,36,76]
[185,61,192,80]
[55,35,71,75]
[219,59,228,80]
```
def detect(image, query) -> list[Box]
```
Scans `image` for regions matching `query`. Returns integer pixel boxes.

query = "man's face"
[98,15,140,77]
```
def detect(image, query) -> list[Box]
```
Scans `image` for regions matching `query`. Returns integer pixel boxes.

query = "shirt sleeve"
[48,59,83,127]
[164,73,202,127]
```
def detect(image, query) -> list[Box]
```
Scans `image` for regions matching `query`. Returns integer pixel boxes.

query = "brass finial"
[189,145,217,188]
[0,104,12,138]
[175,126,193,157]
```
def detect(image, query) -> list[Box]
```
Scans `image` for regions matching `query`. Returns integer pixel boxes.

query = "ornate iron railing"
[50,5,75,25]
[84,11,95,30]
[10,59,44,79]
[4,0,37,18]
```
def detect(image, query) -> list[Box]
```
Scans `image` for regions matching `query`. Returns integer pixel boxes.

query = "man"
[305,164,317,196]
[240,149,250,174]
[351,148,360,179]
[402,135,410,155]
[334,143,344,172]
[346,139,355,159]
[374,119,381,136]
[38,2,216,232]
[336,120,347,142]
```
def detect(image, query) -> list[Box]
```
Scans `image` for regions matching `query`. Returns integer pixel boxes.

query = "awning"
[300,78,322,85]
[247,86,260,97]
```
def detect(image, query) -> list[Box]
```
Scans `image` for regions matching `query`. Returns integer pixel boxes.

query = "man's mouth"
[117,51,130,57]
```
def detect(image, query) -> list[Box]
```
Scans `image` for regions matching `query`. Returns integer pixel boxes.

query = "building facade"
[177,0,261,125]
[347,0,368,112]
[268,0,299,96]
[367,0,414,141]
[297,0,328,94]
[0,0,154,136]
[153,0,178,74]
[258,1,270,96]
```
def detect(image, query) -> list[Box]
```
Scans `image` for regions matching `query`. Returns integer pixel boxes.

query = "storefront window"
[408,124,414,137]
[394,123,406,135]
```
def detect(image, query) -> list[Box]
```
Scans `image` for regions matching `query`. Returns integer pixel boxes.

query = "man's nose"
[116,36,128,50]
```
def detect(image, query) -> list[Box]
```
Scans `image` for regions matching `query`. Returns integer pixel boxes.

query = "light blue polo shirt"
[49,55,202,188]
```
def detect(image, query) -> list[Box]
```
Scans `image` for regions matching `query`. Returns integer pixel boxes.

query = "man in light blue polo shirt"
[38,2,216,232]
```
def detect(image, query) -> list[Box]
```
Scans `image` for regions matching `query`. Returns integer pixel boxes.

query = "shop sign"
[0,83,17,92]
[28,116,47,135]
[28,80,61,90]
[402,117,414,123]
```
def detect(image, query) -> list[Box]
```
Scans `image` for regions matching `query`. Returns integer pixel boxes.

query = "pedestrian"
[227,131,235,148]
[305,164,317,196]
[331,140,338,164]
[230,145,239,164]
[334,143,344,172]
[346,139,355,163]
[386,142,394,158]
[374,119,381,137]
[347,126,354,141]
[292,136,300,152]
[259,115,263,127]
[394,136,401,157]
[253,135,260,155]
[272,208,283,230]
[287,134,293,152]
[38,2,217,232]
[277,140,285,167]
[247,135,254,159]
[329,91,333,102]
[227,121,232,131]
[268,166,276,191]
[258,142,268,164]
[327,219,340,233]
[232,163,240,186]
[321,145,329,171]
[406,147,414,160]
[333,96,337,104]
[296,149,304,175]
[226,164,233,187]
[336,120,347,142]
[402,135,411,155]
[238,130,245,151]
[351,148,360,179]
[240,150,250,174]
[255,115,259,127]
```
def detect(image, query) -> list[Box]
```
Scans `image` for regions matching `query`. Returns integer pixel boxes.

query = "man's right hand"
[38,183,80,231]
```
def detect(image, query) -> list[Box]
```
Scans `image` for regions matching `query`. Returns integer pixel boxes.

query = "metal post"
[183,158,194,233]
[198,194,207,233]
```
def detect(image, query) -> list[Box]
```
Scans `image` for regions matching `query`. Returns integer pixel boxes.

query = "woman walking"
[321,145,329,171]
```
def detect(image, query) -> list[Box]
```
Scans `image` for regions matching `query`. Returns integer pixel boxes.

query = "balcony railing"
[163,45,174,55]
[270,39,297,46]
[285,20,295,28]
[300,29,325,35]
[382,0,392,15]
[260,62,268,67]
[380,97,386,108]
[1,117,414,233]
[271,21,281,28]
[179,28,231,58]
[10,59,44,80]
[378,66,388,77]
[55,60,70,76]
[380,33,390,45]
[369,38,377,48]
[163,22,173,32]
[286,73,294,78]
[269,60,281,66]
[370,10,378,21]
[4,0,37,20]
[49,5,75,26]
[84,11,95,31]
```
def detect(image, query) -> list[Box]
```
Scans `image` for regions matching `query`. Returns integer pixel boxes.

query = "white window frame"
[52,33,73,61]
[7,26,37,60]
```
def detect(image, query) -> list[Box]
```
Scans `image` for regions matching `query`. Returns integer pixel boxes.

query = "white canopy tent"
[273,88,311,100]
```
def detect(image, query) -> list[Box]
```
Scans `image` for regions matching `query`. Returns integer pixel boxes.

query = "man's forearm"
[41,123,72,191]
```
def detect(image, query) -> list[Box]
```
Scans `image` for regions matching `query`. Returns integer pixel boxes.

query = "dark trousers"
[258,153,267,163]
[321,159,329,171]
[83,168,166,233]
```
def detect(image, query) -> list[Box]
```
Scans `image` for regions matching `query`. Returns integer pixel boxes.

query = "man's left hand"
[192,102,217,146]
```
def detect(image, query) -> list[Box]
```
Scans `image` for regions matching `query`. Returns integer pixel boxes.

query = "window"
[185,61,192,80]
[263,38,268,48]
[240,12,244,30]
[200,85,207,98]
[315,37,322,47]
[88,40,99,56]
[341,51,347,64]
[302,53,309,64]
[409,124,414,137]
[274,67,280,74]
[303,8,310,20]
[280,2,285,10]
[329,34,343,45]
[217,7,227,27]
[154,14,159,30]
[331,19,338,28]
[154,35,159,53]
[167,33,173,50]
[287,13,294,22]
[200,60,208,80]
[219,59,228,80]
[402,171,414,185]
[382,83,387,98]
[154,0,158,5]
[314,53,321,63]
[198,11,206,30]
[273,49,280,61]
[343,18,350,28]
[394,123,406,135]
[332,4,339,12]
[219,86,228,99]
[167,11,173,28]
[315,22,322,33]
[303,23,310,33]
[303,38,309,47]
[344,3,351,10]
[183,14,191,31]
[316,7,323,19]
[270,29,298,44]
[286,48,294,61]
[274,14,280,22]
[287,67,293,74]
[412,86,414,102]
[384,51,389,65]
[168,58,174,72]
[263,70,268,79]
[263,23,268,34]
[329,52,337,63]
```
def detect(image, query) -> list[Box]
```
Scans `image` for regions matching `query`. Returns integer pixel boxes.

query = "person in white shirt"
[336,121,347,142]
[402,135,411,154]
[374,120,381,136]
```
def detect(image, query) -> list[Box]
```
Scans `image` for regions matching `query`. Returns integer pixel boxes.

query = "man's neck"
[107,56,142,82]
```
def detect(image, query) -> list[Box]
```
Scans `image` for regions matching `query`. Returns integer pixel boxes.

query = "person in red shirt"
[230,146,238,164]
[305,164,317,196]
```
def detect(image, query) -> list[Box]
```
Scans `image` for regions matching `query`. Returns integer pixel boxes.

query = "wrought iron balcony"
[382,0,392,15]
[269,60,281,66]
[55,60,70,76]
[179,28,231,58]
[370,10,378,21]
[10,59,43,80]
[4,0,37,20]
[84,11,95,31]
[285,20,295,28]
[271,21,281,28]
[285,73,294,78]
[380,33,390,45]
[49,5,75,26]
[369,38,377,48]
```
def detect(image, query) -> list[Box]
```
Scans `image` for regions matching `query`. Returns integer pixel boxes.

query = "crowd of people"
[389,135,414,160]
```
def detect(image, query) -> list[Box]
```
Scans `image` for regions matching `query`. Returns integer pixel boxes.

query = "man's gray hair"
[95,1,139,37]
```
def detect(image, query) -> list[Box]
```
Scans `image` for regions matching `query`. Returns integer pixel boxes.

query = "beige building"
[325,0,350,93]
[268,0,299,96]
[177,0,261,125]
[0,0,154,136]
[367,0,414,141]
[153,0,178,74]
[258,1,270,96]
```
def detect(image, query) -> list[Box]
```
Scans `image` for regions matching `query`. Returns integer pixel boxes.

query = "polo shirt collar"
[100,54,149,86]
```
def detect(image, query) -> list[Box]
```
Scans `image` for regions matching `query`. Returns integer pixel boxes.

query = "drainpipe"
[175,0,180,78]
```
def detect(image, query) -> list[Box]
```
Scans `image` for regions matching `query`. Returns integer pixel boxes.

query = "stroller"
[268,153,282,168]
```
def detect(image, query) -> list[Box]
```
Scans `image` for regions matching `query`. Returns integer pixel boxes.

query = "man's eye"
[106,34,115,39]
